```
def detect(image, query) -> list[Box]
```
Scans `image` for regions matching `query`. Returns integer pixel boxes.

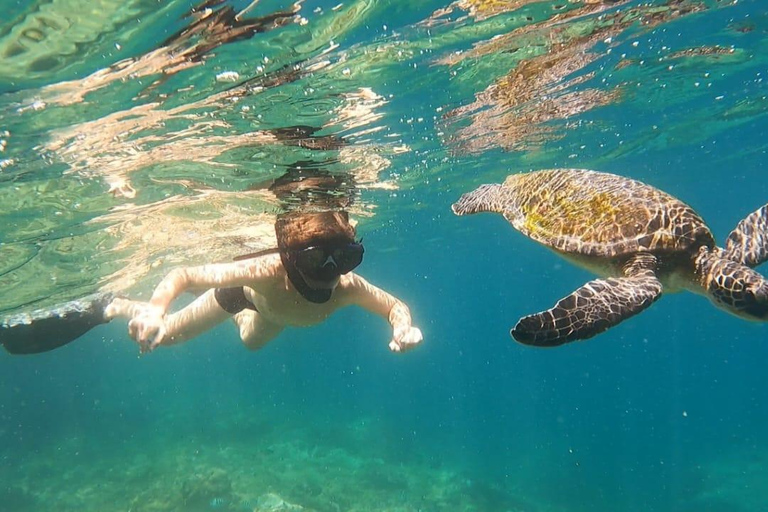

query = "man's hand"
[128,305,168,353]
[389,325,423,353]
[105,298,167,353]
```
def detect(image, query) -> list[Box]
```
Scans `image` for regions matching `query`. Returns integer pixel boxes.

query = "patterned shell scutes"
[499,169,715,257]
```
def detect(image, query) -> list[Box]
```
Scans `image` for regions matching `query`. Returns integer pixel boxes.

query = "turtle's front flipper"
[725,203,768,267]
[1,292,115,355]
[511,274,662,347]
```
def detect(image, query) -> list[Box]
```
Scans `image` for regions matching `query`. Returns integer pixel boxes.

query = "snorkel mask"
[276,211,363,303]
[291,241,364,282]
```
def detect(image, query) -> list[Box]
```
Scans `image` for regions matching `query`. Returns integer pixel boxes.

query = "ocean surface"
[1,0,767,511]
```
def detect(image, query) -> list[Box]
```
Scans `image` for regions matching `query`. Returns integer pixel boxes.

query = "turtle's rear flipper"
[511,276,662,347]
[695,248,768,320]
[726,204,768,268]
[1,292,114,355]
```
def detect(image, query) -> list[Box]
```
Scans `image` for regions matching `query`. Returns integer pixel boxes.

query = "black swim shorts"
[214,287,258,315]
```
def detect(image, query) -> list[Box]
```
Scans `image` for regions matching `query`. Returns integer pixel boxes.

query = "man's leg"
[232,310,283,350]
[107,291,233,350]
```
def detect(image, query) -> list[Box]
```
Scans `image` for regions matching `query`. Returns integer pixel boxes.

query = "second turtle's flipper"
[511,276,662,347]
[0,292,115,355]
[726,203,768,268]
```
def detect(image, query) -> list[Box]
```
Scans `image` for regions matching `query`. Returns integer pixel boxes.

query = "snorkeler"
[111,209,422,353]
[0,210,422,355]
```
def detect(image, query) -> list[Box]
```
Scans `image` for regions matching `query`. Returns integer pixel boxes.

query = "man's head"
[276,211,364,302]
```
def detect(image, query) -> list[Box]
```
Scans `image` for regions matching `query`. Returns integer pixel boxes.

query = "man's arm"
[106,256,276,351]
[340,273,422,352]
[148,257,276,313]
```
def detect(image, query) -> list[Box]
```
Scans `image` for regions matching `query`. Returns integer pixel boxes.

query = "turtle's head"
[502,173,523,187]
[276,211,364,303]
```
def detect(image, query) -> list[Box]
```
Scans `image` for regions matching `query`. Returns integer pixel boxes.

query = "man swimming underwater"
[0,211,422,355]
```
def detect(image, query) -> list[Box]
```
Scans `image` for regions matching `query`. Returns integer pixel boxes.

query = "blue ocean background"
[1,0,768,510]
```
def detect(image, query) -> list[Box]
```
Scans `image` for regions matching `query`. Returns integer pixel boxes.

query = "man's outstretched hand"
[389,325,423,353]
[105,298,166,353]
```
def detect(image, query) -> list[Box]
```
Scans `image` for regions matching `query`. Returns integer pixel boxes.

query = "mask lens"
[294,242,364,278]
[295,246,326,270]
[333,243,364,272]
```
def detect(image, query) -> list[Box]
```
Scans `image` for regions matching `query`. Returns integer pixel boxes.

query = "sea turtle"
[452,169,768,347]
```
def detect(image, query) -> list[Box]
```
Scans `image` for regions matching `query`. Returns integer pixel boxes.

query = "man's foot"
[1,292,114,355]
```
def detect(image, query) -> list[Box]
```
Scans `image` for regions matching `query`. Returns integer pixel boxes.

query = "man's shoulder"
[337,272,377,295]
[338,272,364,286]
[232,253,285,279]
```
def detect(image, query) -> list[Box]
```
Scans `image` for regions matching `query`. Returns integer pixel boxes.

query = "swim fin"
[0,292,114,355]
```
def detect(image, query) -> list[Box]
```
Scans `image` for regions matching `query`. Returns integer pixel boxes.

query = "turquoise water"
[1,0,768,510]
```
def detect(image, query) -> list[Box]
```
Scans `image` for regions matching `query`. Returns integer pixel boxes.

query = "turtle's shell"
[493,169,714,257]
